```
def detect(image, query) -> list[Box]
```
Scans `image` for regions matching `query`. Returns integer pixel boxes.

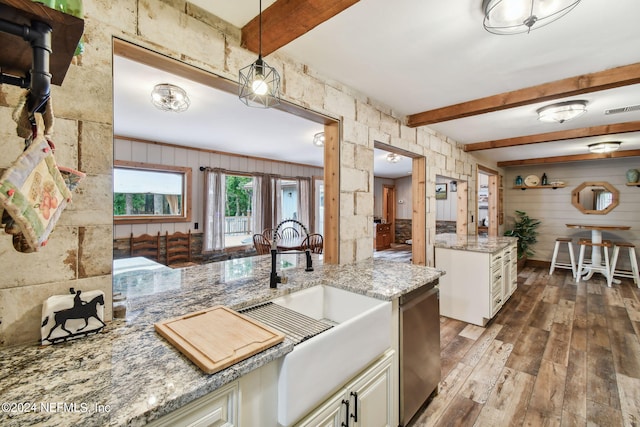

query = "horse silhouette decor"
[41,288,106,345]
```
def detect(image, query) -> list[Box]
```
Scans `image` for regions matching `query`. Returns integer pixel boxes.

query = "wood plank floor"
[412,266,640,427]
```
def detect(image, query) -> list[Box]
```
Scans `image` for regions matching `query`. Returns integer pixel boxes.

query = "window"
[224,174,253,247]
[280,179,298,221]
[113,161,191,224]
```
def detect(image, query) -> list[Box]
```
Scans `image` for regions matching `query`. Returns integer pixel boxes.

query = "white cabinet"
[296,350,394,427]
[147,381,238,427]
[436,242,517,327]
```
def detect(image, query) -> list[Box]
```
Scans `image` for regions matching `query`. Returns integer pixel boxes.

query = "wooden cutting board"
[155,305,285,374]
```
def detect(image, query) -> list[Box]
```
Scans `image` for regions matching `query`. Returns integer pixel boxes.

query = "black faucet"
[269,247,313,288]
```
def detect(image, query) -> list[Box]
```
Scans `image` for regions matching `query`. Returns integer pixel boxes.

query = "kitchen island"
[0,254,442,427]
[435,234,518,326]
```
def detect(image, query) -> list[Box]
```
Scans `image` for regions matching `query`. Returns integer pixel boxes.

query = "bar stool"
[610,241,640,286]
[549,237,577,278]
[576,238,613,287]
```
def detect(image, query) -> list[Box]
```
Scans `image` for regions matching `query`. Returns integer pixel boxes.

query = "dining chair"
[262,228,280,241]
[302,233,324,254]
[166,230,198,268]
[253,233,272,255]
[280,226,300,240]
[130,232,161,262]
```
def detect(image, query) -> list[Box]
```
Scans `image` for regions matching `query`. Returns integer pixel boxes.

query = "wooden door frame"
[382,184,396,244]
[477,165,500,237]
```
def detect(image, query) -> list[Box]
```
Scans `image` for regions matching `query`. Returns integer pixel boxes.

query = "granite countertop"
[434,233,518,254]
[0,254,443,427]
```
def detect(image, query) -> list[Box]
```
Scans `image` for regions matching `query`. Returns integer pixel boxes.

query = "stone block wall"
[395,219,412,243]
[0,0,498,346]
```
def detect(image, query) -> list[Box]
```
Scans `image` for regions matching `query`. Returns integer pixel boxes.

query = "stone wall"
[395,219,412,243]
[0,0,496,346]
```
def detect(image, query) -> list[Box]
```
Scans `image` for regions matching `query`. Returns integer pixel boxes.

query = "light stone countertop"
[0,254,443,427]
[434,233,518,254]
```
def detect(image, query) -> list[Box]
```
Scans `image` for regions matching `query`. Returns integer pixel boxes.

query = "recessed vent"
[605,104,640,115]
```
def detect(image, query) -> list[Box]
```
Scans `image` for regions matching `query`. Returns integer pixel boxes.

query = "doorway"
[477,165,500,237]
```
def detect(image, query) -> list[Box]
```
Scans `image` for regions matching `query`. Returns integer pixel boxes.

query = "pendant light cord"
[258,0,263,58]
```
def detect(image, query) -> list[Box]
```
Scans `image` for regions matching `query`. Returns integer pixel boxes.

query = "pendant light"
[482,0,582,35]
[239,0,281,108]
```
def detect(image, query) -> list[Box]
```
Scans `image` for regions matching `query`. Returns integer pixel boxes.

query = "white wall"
[114,138,323,239]
[395,176,412,220]
[504,157,640,269]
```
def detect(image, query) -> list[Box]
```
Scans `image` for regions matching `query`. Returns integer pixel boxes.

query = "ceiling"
[113,0,640,178]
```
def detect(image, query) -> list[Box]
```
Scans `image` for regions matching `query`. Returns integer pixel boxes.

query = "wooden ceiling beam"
[463,121,640,152]
[241,0,360,56]
[407,62,640,128]
[497,149,640,167]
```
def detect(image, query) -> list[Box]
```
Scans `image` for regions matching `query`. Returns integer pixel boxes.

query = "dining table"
[566,223,631,283]
[276,237,307,252]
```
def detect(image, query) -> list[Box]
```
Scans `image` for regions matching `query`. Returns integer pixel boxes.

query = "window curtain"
[203,168,226,252]
[252,173,279,233]
[165,195,179,215]
[297,177,311,233]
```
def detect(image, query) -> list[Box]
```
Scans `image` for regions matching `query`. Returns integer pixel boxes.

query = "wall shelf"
[513,184,566,190]
[626,182,640,187]
[0,0,84,86]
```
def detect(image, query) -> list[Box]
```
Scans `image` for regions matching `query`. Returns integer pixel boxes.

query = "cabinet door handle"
[341,399,350,427]
[350,391,358,422]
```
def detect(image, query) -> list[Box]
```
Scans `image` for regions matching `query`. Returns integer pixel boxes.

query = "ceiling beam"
[241,0,360,56]
[463,121,640,152]
[407,62,640,128]
[497,149,640,167]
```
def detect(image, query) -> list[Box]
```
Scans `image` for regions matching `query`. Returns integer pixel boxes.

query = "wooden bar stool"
[549,237,577,278]
[610,241,640,286]
[576,238,613,286]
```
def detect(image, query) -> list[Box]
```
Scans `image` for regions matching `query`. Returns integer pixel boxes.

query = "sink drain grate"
[239,302,334,345]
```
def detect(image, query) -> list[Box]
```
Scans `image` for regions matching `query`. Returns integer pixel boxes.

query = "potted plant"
[504,210,541,269]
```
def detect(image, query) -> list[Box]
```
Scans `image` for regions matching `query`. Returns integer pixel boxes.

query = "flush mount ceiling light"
[239,0,280,108]
[537,100,588,123]
[588,141,621,154]
[150,83,190,112]
[386,153,402,163]
[482,0,582,35]
[313,132,325,147]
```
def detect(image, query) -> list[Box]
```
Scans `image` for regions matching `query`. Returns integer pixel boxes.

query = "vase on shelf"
[626,168,639,183]
[515,175,523,186]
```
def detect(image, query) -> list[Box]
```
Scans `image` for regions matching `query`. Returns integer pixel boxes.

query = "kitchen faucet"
[270,239,313,288]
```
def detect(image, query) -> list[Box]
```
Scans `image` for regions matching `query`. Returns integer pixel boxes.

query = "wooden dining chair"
[253,233,272,255]
[166,230,197,268]
[262,228,280,241]
[302,233,324,254]
[130,232,161,262]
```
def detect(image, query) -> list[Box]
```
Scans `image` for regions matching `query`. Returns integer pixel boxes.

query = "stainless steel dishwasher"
[399,280,440,426]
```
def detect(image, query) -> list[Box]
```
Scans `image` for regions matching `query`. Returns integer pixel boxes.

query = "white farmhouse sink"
[271,285,391,426]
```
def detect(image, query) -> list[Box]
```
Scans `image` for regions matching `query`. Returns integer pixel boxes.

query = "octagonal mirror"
[571,181,619,215]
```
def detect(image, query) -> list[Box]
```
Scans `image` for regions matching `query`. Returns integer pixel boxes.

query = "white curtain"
[251,175,264,235]
[297,177,311,232]
[203,168,226,252]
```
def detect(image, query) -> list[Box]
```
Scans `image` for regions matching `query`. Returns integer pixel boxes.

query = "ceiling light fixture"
[150,83,190,112]
[313,132,325,147]
[482,0,582,35]
[588,141,621,154]
[386,153,401,163]
[238,0,280,108]
[537,100,588,123]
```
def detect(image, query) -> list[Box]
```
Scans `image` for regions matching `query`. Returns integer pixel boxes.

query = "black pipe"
[0,18,52,114]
